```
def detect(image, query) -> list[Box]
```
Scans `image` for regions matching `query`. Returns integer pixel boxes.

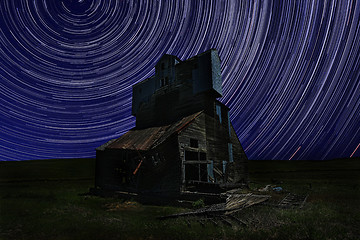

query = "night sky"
[1,0,359,161]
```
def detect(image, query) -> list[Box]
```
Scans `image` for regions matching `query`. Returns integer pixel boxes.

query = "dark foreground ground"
[0,158,359,240]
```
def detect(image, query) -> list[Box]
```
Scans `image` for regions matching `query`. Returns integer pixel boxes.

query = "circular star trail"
[0,0,359,161]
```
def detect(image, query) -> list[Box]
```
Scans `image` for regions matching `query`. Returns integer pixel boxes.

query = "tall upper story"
[132,49,228,129]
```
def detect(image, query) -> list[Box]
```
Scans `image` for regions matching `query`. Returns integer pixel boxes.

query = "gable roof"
[101,111,203,151]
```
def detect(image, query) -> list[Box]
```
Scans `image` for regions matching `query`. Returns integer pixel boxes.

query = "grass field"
[1,158,359,240]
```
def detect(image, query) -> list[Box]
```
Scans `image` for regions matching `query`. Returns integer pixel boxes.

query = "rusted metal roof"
[105,111,202,151]
[96,138,117,151]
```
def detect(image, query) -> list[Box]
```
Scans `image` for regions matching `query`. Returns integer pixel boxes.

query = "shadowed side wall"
[229,124,249,183]
[136,135,181,196]
[95,137,182,196]
[177,113,207,191]
[205,102,248,185]
[95,149,131,190]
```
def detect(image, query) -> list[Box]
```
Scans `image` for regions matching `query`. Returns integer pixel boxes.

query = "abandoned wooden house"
[95,49,248,197]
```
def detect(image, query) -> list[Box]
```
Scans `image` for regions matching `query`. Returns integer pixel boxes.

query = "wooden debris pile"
[224,193,271,214]
[158,193,270,220]
[158,191,311,228]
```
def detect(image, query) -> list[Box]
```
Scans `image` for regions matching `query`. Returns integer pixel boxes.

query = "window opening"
[216,104,222,123]
[228,143,233,162]
[185,150,198,160]
[207,160,214,182]
[222,161,227,174]
[185,164,198,181]
[184,150,208,182]
[190,139,198,148]
[200,164,207,182]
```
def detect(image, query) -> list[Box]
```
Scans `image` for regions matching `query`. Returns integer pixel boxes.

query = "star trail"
[0,0,359,161]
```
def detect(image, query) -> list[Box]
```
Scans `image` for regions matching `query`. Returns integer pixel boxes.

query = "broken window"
[190,138,198,148]
[228,143,233,162]
[199,164,207,182]
[185,164,198,181]
[184,150,208,182]
[207,160,214,182]
[213,165,224,183]
[216,103,222,123]
[222,161,227,174]
[185,150,198,160]
[185,163,207,182]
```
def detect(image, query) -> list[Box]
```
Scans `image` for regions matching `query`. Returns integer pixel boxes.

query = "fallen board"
[278,193,309,208]
[158,193,270,219]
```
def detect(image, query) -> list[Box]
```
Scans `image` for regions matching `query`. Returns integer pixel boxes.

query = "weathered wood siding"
[229,124,248,183]
[135,84,214,129]
[177,110,248,190]
[178,113,207,190]
[205,105,231,183]
[134,50,222,129]
[205,102,248,185]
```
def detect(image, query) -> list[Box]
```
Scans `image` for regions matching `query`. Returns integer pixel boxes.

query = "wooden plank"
[208,217,218,226]
[227,214,247,226]
[220,216,232,227]
[300,194,309,208]
[197,219,205,227]
[184,160,212,164]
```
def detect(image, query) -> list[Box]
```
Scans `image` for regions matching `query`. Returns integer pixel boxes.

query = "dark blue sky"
[0,0,359,161]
